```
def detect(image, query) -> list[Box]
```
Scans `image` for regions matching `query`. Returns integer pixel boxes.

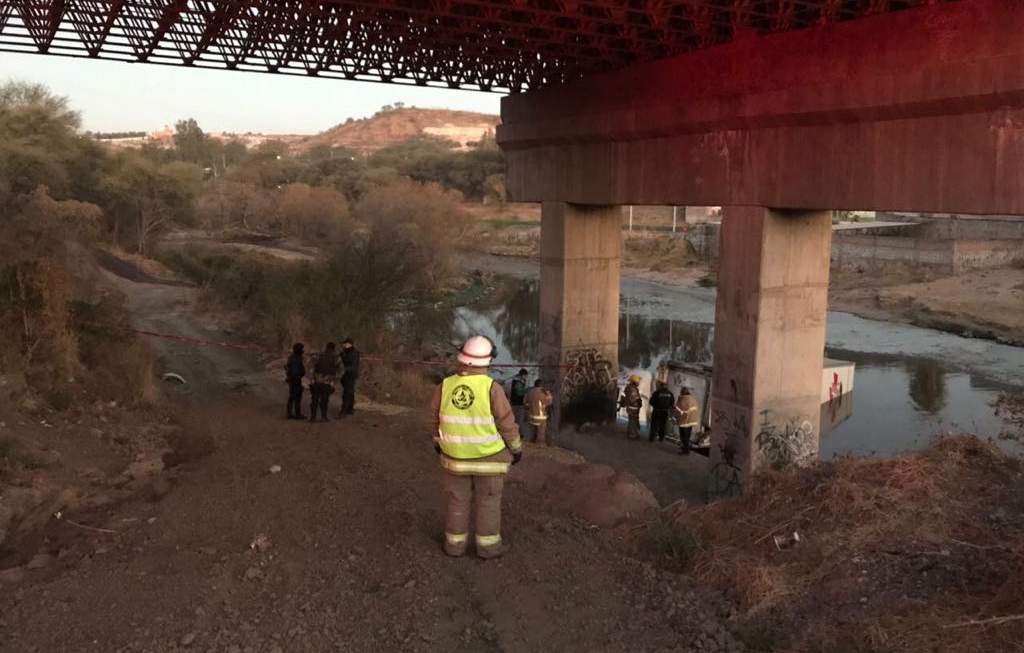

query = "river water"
[453,255,1023,459]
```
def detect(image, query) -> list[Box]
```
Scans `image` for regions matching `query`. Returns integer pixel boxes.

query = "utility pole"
[629,205,634,232]
[672,206,678,233]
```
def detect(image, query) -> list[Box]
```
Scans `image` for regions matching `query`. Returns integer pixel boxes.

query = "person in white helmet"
[429,335,523,559]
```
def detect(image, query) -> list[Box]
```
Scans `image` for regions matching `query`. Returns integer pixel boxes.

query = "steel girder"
[0,0,952,92]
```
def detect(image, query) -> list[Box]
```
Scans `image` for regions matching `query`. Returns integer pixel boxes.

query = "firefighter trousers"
[442,471,505,558]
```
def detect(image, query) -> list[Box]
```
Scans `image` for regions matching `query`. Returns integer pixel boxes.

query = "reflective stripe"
[476,534,502,547]
[445,532,468,545]
[442,417,497,427]
[440,456,510,475]
[438,433,504,445]
[508,435,523,452]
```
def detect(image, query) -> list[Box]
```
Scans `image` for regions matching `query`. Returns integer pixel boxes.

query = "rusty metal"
[0,0,950,92]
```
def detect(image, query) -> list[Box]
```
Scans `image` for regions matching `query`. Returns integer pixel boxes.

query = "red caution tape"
[129,328,568,369]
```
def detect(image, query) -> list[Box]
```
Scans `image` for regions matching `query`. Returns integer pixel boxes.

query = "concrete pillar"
[539,202,622,432]
[708,206,832,495]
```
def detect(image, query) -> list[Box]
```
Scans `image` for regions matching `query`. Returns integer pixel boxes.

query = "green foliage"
[368,134,504,200]
[173,118,213,166]
[0,80,88,199]
[99,154,201,253]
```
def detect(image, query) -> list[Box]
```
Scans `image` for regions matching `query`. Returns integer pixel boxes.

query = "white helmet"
[457,335,496,368]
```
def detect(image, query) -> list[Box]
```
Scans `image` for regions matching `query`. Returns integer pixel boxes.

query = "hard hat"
[629,374,642,384]
[457,335,496,368]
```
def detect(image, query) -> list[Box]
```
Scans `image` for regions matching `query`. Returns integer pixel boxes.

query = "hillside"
[298,107,499,152]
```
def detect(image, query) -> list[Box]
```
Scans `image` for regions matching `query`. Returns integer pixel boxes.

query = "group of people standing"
[284,339,361,421]
[619,376,701,454]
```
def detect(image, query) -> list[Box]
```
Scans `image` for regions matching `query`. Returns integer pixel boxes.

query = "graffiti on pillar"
[707,408,748,501]
[706,442,744,501]
[753,409,815,469]
[559,347,617,430]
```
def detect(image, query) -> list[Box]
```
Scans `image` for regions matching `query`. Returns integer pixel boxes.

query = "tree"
[353,179,468,286]
[0,81,89,199]
[100,155,200,254]
[173,118,213,166]
[277,183,349,239]
[483,173,506,206]
[198,180,275,231]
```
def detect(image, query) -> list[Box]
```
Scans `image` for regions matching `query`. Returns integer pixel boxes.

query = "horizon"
[0,52,503,134]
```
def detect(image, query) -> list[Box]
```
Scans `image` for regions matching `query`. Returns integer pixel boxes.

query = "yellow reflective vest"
[438,374,507,460]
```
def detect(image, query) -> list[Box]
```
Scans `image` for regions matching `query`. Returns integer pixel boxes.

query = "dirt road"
[0,265,738,652]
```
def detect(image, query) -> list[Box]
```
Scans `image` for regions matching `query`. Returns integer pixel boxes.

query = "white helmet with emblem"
[457,335,496,368]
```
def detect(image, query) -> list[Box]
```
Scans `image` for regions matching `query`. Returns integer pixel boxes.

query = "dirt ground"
[0,258,741,653]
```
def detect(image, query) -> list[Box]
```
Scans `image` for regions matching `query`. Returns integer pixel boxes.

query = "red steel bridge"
[0,0,945,92]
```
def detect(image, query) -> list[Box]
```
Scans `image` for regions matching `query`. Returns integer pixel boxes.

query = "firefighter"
[524,379,553,446]
[430,335,522,559]
[649,381,675,443]
[675,387,700,455]
[619,375,643,440]
[284,342,306,420]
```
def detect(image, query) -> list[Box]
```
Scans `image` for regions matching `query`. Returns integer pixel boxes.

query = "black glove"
[512,451,522,465]
[434,443,442,455]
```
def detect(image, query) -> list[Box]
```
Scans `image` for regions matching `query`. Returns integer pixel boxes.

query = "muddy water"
[454,256,1023,458]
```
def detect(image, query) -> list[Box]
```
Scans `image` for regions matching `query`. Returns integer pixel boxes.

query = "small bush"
[697,274,717,288]
[638,513,705,571]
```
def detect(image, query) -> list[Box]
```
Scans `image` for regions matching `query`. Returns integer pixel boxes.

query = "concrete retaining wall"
[831,235,954,273]
[831,234,1024,274]
[879,212,1024,240]
[680,223,720,263]
[954,239,1024,272]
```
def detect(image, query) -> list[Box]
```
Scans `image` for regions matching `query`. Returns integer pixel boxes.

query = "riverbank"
[831,266,1024,347]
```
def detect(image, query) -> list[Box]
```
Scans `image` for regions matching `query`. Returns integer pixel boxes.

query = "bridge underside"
[1,0,944,92]
[498,0,1024,480]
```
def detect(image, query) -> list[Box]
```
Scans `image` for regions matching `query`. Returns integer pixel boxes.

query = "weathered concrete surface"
[498,0,1024,215]
[881,213,1024,241]
[832,235,1024,275]
[709,207,832,486]
[540,203,621,430]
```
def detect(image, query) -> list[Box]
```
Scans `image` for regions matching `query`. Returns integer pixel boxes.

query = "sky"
[0,52,503,134]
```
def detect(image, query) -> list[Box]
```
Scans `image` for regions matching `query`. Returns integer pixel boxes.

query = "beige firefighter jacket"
[675,394,700,428]
[524,386,553,425]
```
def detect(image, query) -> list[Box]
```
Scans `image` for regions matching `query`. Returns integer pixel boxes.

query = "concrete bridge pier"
[539,202,622,431]
[708,207,832,491]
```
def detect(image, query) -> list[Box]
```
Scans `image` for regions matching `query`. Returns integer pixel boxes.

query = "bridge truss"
[0,0,946,92]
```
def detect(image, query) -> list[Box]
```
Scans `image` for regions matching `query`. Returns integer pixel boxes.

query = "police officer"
[649,381,676,443]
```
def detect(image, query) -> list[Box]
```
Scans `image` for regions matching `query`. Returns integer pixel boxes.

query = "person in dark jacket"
[310,342,339,422]
[338,338,360,417]
[507,368,529,430]
[285,343,306,420]
[649,381,676,443]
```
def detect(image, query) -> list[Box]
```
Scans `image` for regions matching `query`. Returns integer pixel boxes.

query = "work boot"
[476,542,508,560]
[443,532,468,557]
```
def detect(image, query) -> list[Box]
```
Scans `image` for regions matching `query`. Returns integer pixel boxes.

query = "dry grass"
[624,233,701,272]
[661,437,1024,652]
[361,362,438,408]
